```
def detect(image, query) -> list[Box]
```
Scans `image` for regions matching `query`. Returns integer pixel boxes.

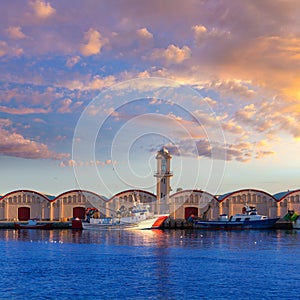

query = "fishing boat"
[193,205,279,230]
[14,219,53,230]
[73,204,168,230]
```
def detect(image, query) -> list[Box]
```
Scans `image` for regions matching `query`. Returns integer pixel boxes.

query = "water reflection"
[0,229,299,251]
[0,228,299,300]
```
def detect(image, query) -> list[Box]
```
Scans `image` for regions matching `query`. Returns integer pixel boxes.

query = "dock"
[0,221,71,229]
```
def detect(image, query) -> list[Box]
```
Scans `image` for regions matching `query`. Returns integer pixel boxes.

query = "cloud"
[0,41,7,56]
[57,98,72,113]
[0,106,51,115]
[165,138,274,163]
[206,80,256,99]
[59,75,116,91]
[6,26,27,39]
[80,28,107,56]
[192,24,231,45]
[0,119,69,160]
[221,119,245,135]
[66,56,81,68]
[29,0,56,19]
[60,159,115,167]
[137,27,153,40]
[150,44,191,65]
[0,41,23,57]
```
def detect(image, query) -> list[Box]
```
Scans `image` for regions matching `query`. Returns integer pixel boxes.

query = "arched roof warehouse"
[53,189,108,202]
[110,189,157,201]
[169,189,218,219]
[273,189,300,214]
[0,189,51,202]
[273,189,300,201]
[170,189,217,203]
[108,189,157,203]
[217,188,276,202]
[216,188,277,218]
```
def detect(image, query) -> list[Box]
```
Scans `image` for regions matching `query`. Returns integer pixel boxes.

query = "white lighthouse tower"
[154,147,173,213]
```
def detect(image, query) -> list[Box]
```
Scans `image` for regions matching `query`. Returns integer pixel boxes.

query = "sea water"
[0,229,299,299]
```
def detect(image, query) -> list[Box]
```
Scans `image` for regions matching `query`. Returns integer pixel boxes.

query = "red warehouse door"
[18,207,30,221]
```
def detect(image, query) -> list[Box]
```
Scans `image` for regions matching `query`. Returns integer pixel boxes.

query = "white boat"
[293,218,300,229]
[77,204,168,230]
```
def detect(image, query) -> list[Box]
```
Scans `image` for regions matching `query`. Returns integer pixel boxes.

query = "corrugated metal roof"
[217,192,232,201]
[273,191,292,200]
[45,194,56,200]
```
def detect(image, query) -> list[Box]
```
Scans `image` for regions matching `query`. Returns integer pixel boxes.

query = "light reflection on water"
[0,229,299,299]
[1,228,299,250]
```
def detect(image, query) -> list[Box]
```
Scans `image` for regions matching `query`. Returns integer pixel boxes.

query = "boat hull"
[78,215,168,230]
[127,216,168,230]
[14,223,53,230]
[194,218,280,230]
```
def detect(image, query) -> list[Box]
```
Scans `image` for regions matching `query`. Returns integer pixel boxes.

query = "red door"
[18,207,30,221]
[73,207,85,219]
[185,207,198,219]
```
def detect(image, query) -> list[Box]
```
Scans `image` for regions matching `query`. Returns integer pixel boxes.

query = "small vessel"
[293,218,300,229]
[76,204,168,230]
[193,205,279,230]
[14,219,53,230]
[283,210,300,229]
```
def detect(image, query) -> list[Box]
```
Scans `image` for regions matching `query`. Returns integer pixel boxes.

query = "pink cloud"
[5,26,27,39]
[0,41,23,57]
[0,121,69,160]
[0,106,51,115]
[57,98,72,114]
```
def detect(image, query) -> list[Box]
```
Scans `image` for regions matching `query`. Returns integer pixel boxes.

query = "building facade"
[0,188,300,221]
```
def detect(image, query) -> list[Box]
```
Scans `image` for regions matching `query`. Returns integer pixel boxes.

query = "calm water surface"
[0,229,299,299]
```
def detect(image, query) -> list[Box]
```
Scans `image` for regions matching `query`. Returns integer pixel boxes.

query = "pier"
[0,221,71,229]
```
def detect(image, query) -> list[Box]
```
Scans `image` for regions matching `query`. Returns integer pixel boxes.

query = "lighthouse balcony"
[154,171,173,177]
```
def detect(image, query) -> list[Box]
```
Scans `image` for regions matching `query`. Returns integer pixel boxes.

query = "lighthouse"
[154,147,173,213]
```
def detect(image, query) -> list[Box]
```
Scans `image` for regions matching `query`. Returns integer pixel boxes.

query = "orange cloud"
[80,28,107,56]
[30,0,56,19]
[137,27,153,40]
[151,44,191,65]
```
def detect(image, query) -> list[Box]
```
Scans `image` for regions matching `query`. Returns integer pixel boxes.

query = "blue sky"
[0,0,300,197]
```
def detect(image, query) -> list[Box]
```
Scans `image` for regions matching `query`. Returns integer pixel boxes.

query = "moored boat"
[293,218,300,229]
[76,204,168,230]
[14,219,53,230]
[193,205,279,230]
[282,209,300,229]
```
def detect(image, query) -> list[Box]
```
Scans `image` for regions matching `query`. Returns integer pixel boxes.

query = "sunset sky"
[0,0,299,197]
